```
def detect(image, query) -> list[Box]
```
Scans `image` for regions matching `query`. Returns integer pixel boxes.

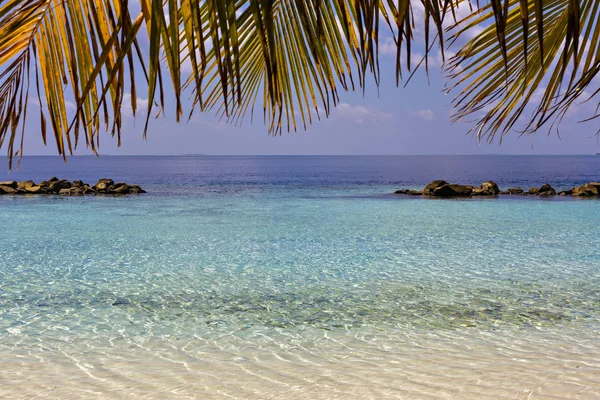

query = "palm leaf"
[0,0,499,167]
[449,0,599,141]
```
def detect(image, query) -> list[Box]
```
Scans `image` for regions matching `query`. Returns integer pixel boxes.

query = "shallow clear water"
[1,156,600,399]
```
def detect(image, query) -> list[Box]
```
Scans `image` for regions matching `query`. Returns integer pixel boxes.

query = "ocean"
[1,155,599,399]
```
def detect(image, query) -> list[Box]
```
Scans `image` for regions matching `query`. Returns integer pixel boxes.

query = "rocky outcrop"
[572,184,599,197]
[0,178,146,196]
[394,180,600,199]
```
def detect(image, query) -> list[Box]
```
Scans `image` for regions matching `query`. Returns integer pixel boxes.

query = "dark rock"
[48,177,59,182]
[432,184,473,197]
[572,184,599,197]
[72,180,84,187]
[472,181,499,196]
[110,184,130,194]
[0,185,17,194]
[394,189,409,194]
[558,189,573,196]
[507,188,524,195]
[82,185,96,194]
[529,184,555,196]
[499,190,509,195]
[423,180,447,195]
[407,190,423,195]
[128,185,146,194]
[70,187,84,196]
[0,181,17,189]
[48,180,72,193]
[17,180,35,190]
[538,184,556,195]
[94,178,114,193]
[588,182,600,190]
[481,181,500,195]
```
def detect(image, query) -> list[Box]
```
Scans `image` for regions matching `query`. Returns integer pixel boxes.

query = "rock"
[588,182,600,190]
[407,190,423,195]
[94,178,114,193]
[25,186,42,194]
[72,180,84,187]
[472,181,499,196]
[572,184,599,197]
[82,185,96,194]
[70,186,84,196]
[481,181,500,195]
[432,184,473,197]
[128,185,146,194]
[0,185,17,194]
[59,188,71,195]
[499,190,509,195]
[17,180,35,190]
[394,189,409,194]
[507,188,524,195]
[48,180,72,193]
[529,184,555,196]
[110,184,130,194]
[558,189,573,196]
[0,181,17,189]
[423,180,447,195]
[48,177,59,182]
[538,184,556,196]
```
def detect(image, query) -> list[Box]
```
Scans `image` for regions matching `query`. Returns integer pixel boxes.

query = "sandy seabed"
[1,326,599,400]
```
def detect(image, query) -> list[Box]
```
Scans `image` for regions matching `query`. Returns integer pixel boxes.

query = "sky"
[14,4,600,157]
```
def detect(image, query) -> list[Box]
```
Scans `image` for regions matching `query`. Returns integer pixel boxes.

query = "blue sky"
[17,4,600,157]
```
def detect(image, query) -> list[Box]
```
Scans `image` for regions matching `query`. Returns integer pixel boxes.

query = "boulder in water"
[423,180,447,195]
[432,184,473,197]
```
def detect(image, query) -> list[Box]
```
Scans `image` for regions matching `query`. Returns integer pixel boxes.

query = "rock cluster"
[0,178,146,196]
[395,180,600,198]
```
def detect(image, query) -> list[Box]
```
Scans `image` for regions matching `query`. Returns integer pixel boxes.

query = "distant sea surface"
[1,155,600,399]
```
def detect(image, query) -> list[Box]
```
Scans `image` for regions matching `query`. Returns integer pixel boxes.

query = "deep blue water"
[2,155,599,194]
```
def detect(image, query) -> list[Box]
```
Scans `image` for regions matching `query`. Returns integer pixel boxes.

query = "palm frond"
[0,0,476,167]
[449,0,600,141]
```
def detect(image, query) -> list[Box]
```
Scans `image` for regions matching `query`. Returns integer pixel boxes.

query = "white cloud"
[122,93,149,117]
[335,103,393,124]
[410,109,435,121]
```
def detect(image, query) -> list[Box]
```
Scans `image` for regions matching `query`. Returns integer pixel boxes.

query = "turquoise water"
[1,156,600,398]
